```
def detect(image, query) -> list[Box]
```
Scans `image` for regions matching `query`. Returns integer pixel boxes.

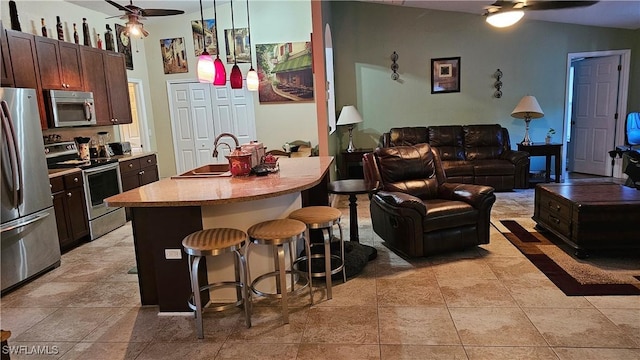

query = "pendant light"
[212,0,226,86]
[196,0,214,83]
[229,0,243,89]
[245,0,258,91]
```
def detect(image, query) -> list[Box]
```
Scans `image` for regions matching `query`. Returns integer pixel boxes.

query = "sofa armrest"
[439,183,495,209]
[373,191,427,216]
[500,150,529,165]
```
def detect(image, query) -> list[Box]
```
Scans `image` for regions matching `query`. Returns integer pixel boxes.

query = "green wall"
[329,2,639,154]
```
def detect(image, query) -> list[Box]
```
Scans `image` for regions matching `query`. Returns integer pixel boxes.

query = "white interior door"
[569,55,621,176]
[169,81,256,173]
[120,79,150,153]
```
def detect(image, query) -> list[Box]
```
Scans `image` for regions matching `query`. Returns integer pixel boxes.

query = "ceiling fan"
[105,0,185,37]
[484,1,599,27]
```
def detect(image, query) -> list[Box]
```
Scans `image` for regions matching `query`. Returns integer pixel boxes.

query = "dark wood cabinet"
[120,154,159,192]
[4,29,47,129]
[1,23,14,87]
[80,48,131,125]
[50,172,89,252]
[339,149,372,179]
[35,37,83,90]
[119,154,159,220]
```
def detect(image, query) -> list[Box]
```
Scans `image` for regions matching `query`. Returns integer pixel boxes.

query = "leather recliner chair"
[363,143,497,258]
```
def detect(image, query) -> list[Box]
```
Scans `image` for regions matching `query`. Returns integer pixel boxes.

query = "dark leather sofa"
[363,144,496,258]
[380,124,530,191]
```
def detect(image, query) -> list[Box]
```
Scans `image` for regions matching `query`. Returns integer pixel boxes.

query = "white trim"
[122,78,151,153]
[563,49,630,179]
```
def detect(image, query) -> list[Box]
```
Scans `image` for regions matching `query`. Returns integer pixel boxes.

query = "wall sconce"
[494,69,503,98]
[390,51,399,80]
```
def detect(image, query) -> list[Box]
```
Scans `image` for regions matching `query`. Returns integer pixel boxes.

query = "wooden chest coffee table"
[533,183,640,258]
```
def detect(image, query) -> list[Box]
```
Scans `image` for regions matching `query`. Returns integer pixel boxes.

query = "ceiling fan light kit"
[486,10,524,27]
[106,0,184,38]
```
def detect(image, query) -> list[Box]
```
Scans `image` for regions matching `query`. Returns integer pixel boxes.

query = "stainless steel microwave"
[45,90,96,127]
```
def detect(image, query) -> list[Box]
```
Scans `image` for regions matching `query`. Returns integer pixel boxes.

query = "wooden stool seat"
[247,218,312,324]
[182,228,251,339]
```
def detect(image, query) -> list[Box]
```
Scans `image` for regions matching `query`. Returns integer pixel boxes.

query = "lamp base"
[520,117,532,146]
[346,125,356,152]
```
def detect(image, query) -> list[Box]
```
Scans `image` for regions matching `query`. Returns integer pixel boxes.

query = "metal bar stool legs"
[182,228,251,339]
[247,218,312,324]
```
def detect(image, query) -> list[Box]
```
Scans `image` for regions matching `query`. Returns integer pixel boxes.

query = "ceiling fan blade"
[140,8,185,17]
[523,1,599,11]
[105,0,134,14]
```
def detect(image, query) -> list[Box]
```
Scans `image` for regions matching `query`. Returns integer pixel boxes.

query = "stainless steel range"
[45,142,126,240]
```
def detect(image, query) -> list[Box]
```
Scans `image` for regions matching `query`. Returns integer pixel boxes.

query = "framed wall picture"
[255,41,314,103]
[115,24,133,70]
[191,19,218,56]
[431,57,460,94]
[224,28,250,64]
[160,37,188,74]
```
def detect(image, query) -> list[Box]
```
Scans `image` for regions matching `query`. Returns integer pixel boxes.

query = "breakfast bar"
[105,156,333,312]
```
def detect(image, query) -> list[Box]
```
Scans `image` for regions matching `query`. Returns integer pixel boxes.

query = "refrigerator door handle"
[1,100,22,208]
[0,211,51,233]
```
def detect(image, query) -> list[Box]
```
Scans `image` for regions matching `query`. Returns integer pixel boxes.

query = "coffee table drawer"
[539,193,572,220]
[538,208,572,237]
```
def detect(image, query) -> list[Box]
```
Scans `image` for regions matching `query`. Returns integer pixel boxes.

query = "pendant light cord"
[246,0,251,52]
[230,0,237,65]
[199,0,206,54]
[213,0,220,58]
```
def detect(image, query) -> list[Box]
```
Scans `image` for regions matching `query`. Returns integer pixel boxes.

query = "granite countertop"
[47,151,157,178]
[105,156,334,208]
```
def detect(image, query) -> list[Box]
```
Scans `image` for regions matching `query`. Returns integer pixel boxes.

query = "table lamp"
[336,105,364,152]
[511,95,544,145]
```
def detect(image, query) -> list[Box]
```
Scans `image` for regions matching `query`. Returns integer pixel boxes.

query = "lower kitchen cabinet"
[50,171,90,252]
[119,154,159,219]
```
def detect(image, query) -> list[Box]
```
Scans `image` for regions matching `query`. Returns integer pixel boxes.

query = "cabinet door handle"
[147,159,152,163]
[549,215,560,224]
[128,163,134,168]
[67,192,72,198]
[139,170,144,175]
[73,177,79,183]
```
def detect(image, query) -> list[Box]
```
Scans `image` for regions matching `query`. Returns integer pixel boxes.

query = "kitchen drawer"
[539,193,572,221]
[50,176,64,193]
[539,208,572,237]
[120,158,141,174]
[140,154,157,168]
[63,172,83,189]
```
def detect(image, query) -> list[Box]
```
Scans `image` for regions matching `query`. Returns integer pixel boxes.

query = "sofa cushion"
[428,125,465,161]
[441,160,474,176]
[472,160,515,176]
[422,199,477,232]
[389,127,429,147]
[464,124,505,160]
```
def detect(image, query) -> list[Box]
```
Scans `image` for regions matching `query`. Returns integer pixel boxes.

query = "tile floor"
[1,175,639,359]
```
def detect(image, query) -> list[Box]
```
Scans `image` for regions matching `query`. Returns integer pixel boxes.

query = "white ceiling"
[68,0,640,30]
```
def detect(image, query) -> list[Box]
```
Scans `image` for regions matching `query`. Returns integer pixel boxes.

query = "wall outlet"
[164,249,182,260]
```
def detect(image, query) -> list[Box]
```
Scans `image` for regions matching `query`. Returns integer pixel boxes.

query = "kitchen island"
[105,156,333,312]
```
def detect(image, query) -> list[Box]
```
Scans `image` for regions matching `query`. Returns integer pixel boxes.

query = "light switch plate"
[164,249,182,260]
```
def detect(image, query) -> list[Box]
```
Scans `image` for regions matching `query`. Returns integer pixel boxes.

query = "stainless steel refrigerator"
[1,88,61,293]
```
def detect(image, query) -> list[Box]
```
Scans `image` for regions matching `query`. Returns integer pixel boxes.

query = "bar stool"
[246,218,312,324]
[182,228,251,339]
[288,206,346,300]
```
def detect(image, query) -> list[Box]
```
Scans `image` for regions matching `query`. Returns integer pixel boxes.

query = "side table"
[518,143,563,185]
[339,149,373,179]
[328,179,377,260]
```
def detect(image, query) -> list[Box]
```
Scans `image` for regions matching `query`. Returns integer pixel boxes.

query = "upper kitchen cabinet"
[35,37,84,91]
[1,23,15,87]
[80,47,131,126]
[4,29,47,129]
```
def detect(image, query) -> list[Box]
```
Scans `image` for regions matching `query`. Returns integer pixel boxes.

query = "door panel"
[569,55,620,176]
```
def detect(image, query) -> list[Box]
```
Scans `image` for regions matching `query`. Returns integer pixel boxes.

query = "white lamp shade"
[246,68,259,91]
[197,53,215,83]
[511,95,544,119]
[336,105,364,126]
[486,10,524,28]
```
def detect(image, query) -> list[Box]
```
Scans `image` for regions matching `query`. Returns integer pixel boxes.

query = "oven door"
[82,163,122,220]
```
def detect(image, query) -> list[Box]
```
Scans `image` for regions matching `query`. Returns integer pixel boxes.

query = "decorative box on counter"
[241,141,265,168]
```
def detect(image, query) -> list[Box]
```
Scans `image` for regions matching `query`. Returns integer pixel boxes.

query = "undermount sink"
[172,163,232,178]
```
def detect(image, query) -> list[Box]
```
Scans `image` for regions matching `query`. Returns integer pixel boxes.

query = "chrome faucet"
[212,132,240,158]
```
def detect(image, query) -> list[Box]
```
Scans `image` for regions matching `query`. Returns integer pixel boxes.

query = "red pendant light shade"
[213,57,226,85]
[212,0,226,86]
[229,0,243,89]
[196,0,214,83]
